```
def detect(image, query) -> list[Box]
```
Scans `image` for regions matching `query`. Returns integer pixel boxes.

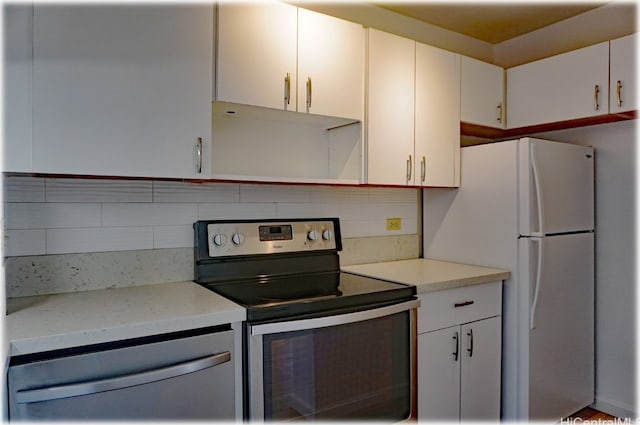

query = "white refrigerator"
[424,137,594,421]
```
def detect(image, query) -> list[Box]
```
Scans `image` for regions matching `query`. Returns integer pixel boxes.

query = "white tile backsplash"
[46,227,154,254]
[2,176,420,256]
[153,181,239,203]
[3,229,46,257]
[45,178,153,203]
[5,203,102,229]
[152,225,193,249]
[3,176,45,202]
[240,184,311,203]
[309,186,369,203]
[102,203,198,227]
[198,202,278,220]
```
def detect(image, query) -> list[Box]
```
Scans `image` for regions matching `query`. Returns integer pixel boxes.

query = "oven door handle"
[250,299,420,336]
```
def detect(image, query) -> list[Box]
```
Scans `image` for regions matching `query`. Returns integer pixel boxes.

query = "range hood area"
[211,101,362,185]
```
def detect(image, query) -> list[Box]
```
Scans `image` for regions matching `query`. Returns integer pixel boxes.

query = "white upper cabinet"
[217,2,364,121]
[461,56,505,129]
[297,8,364,120]
[366,29,415,186]
[507,42,609,129]
[3,4,33,172]
[610,33,637,113]
[216,2,297,112]
[415,42,460,187]
[32,5,213,178]
[366,29,459,187]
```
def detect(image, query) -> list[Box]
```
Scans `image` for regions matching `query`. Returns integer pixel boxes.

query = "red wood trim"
[462,110,637,146]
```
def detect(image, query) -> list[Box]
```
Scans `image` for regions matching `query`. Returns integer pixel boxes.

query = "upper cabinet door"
[32,5,213,178]
[461,56,505,129]
[507,42,609,129]
[610,33,637,113]
[415,42,460,187]
[366,29,415,186]
[3,4,33,172]
[297,9,364,121]
[217,2,297,111]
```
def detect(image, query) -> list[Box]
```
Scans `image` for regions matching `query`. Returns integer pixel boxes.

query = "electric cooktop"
[193,218,416,323]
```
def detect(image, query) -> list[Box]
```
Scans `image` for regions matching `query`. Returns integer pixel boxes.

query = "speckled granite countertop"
[5,281,246,356]
[342,258,510,294]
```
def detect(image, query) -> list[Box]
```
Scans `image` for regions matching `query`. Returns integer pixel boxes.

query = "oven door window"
[261,311,410,421]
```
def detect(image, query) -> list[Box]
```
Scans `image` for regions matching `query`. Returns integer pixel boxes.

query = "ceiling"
[375,2,607,44]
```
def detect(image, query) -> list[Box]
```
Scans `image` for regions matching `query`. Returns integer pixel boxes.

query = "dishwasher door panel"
[8,328,235,420]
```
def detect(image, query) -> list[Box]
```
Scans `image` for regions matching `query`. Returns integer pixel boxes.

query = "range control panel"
[205,219,338,258]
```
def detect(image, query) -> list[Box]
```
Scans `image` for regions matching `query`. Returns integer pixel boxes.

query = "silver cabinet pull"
[617,80,623,107]
[306,77,312,111]
[406,155,413,183]
[284,73,291,108]
[196,137,203,174]
[420,156,426,183]
[16,352,231,404]
[452,331,459,362]
[467,329,474,358]
[497,102,503,123]
[594,84,600,111]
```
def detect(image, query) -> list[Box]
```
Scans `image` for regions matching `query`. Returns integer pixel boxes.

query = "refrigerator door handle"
[530,144,546,237]
[530,237,544,330]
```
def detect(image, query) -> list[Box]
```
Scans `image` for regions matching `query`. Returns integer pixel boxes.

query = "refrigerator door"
[518,138,594,236]
[519,233,594,421]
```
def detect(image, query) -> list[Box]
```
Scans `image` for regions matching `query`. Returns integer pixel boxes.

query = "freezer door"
[519,233,594,421]
[518,138,594,236]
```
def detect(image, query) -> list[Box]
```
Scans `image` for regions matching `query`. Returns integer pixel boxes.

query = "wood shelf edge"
[461,110,637,146]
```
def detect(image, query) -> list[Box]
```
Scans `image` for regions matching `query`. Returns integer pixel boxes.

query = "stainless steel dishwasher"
[7,326,235,421]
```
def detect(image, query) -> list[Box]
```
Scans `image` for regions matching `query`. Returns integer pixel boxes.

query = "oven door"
[247,299,419,421]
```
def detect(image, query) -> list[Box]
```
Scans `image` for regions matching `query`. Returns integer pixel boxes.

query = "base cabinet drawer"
[418,280,501,333]
[417,282,502,422]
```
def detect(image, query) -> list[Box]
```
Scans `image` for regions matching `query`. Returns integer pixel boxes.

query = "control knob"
[212,233,227,247]
[307,229,318,241]
[231,232,245,246]
[322,229,333,241]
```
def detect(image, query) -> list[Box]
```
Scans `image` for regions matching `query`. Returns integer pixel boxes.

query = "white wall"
[535,120,637,418]
[296,1,494,62]
[493,2,637,68]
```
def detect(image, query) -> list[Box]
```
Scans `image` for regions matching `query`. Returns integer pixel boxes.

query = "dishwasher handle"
[16,351,231,404]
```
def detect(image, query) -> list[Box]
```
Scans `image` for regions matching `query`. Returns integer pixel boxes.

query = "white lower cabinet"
[417,282,502,421]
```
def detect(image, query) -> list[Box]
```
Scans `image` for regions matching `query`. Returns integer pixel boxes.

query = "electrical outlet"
[386,217,402,231]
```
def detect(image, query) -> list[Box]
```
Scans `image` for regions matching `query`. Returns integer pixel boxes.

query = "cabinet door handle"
[452,331,459,362]
[467,328,474,358]
[196,137,203,174]
[497,102,503,123]
[617,80,623,108]
[454,300,474,308]
[284,73,291,107]
[406,155,413,183]
[594,84,600,111]
[306,77,312,111]
[420,156,426,183]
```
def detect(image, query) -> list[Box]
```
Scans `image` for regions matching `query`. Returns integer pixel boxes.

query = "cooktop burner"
[193,218,416,323]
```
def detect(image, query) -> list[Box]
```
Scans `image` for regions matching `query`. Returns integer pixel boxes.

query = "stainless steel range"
[194,218,419,421]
